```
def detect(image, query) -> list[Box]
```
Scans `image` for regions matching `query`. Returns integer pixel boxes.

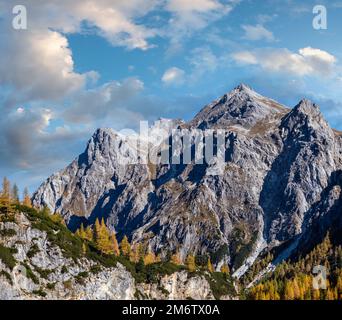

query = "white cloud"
[0,29,89,104]
[242,24,275,42]
[232,47,337,77]
[1,0,158,51]
[162,67,185,85]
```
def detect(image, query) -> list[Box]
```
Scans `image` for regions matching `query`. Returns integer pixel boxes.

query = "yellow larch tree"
[207,258,214,273]
[23,187,32,207]
[120,235,131,257]
[186,254,196,272]
[144,251,156,265]
[220,263,230,275]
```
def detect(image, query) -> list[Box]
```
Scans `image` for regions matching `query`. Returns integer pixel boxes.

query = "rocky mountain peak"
[190,84,287,130]
[292,99,321,117]
[281,98,332,141]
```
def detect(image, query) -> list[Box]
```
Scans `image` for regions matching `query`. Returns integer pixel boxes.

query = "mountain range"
[32,84,342,278]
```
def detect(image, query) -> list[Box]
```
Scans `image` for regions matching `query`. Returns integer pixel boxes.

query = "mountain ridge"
[32,84,342,277]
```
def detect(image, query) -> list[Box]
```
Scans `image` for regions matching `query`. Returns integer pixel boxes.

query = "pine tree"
[120,235,131,257]
[186,254,196,272]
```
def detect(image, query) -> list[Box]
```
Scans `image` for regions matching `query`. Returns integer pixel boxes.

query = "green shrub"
[75,271,89,284]
[206,272,236,300]
[46,282,56,290]
[27,243,40,258]
[21,263,39,284]
[34,266,52,279]
[32,288,47,297]
[0,229,16,237]
[0,244,17,270]
[0,270,13,285]
[16,205,84,261]
[90,264,102,274]
[61,265,68,274]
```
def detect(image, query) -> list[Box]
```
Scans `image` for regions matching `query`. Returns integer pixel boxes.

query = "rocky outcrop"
[0,211,216,300]
[32,84,342,277]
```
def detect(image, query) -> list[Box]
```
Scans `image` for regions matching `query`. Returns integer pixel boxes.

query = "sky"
[1,0,342,194]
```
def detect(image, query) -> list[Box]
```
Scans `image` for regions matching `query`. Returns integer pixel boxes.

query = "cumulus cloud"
[0,29,91,105]
[162,67,186,85]
[0,0,158,106]
[242,24,275,42]
[2,0,158,50]
[232,47,337,77]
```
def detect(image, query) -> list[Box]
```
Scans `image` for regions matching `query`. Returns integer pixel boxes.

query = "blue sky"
[1,0,342,194]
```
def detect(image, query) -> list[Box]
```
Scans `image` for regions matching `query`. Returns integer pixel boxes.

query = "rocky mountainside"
[0,207,222,300]
[32,84,342,277]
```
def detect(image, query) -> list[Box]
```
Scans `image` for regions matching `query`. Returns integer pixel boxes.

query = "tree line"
[0,177,32,214]
[75,218,231,274]
[245,234,342,300]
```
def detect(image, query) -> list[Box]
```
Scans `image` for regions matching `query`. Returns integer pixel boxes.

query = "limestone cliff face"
[0,211,215,300]
[32,84,342,277]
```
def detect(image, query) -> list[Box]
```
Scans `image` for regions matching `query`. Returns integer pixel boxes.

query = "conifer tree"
[11,184,19,203]
[144,251,156,265]
[130,243,143,263]
[23,187,32,207]
[220,263,230,275]
[284,281,295,300]
[120,235,131,257]
[207,258,214,273]
[0,177,13,214]
[2,177,10,199]
[94,218,113,255]
[85,226,93,242]
[186,254,196,272]
[76,223,86,238]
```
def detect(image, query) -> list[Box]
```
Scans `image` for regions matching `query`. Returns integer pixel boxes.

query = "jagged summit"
[190,84,288,129]
[231,83,259,97]
[235,83,252,91]
[293,98,321,116]
[280,98,332,140]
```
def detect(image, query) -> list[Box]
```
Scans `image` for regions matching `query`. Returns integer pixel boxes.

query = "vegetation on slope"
[243,234,342,300]
[0,177,236,299]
